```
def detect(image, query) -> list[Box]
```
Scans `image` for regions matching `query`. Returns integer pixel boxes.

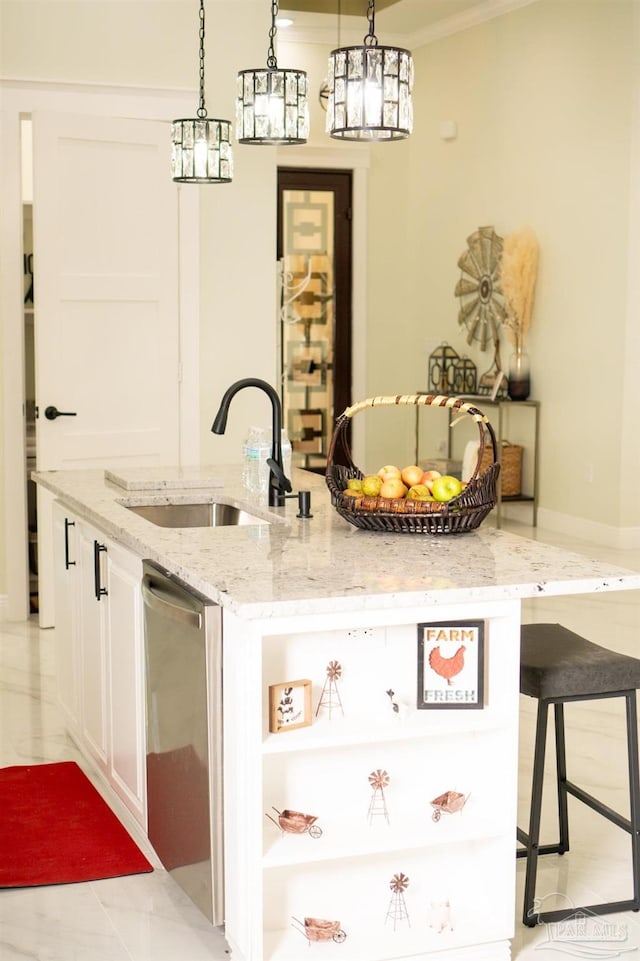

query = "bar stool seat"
[518,623,640,927]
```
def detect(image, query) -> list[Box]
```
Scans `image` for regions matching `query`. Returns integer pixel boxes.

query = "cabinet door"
[107,541,146,824]
[77,521,109,770]
[52,501,80,732]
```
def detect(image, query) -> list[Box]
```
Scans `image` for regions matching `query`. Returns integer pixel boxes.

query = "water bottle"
[281,428,293,481]
[242,426,267,495]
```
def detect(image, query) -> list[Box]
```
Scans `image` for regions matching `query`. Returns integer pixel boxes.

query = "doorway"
[277,168,352,473]
[1,83,200,623]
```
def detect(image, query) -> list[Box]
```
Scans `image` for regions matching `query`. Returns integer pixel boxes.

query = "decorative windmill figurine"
[367,769,390,824]
[315,660,344,719]
[385,873,410,930]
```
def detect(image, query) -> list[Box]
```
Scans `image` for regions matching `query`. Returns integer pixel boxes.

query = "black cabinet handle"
[93,540,108,601]
[64,517,75,569]
[45,406,77,420]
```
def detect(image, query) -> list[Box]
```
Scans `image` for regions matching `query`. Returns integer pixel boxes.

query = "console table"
[414,395,540,528]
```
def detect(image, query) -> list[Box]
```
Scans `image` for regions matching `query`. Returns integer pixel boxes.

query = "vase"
[507,349,531,401]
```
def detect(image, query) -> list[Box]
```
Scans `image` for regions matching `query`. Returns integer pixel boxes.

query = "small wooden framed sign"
[268,679,313,733]
[417,620,485,710]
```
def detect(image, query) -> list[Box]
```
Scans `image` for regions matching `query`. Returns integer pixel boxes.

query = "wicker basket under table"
[325,394,500,535]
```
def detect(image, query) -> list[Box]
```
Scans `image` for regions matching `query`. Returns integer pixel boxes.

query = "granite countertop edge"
[33,467,640,620]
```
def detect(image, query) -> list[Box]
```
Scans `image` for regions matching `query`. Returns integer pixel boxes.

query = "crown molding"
[411,0,539,48]
[283,0,539,49]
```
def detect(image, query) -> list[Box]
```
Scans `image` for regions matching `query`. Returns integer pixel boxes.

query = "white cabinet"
[106,538,146,817]
[52,502,80,732]
[52,501,146,826]
[78,521,108,767]
[223,601,521,961]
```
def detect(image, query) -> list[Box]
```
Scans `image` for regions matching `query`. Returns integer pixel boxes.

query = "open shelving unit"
[222,602,521,961]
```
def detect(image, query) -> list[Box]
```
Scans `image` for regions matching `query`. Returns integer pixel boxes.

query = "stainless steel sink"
[124,501,268,528]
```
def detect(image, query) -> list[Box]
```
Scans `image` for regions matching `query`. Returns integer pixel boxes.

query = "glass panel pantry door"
[277,169,352,473]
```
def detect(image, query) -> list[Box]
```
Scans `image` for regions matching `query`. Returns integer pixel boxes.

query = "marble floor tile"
[1,519,640,960]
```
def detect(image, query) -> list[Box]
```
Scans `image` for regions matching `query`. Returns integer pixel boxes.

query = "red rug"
[0,761,153,887]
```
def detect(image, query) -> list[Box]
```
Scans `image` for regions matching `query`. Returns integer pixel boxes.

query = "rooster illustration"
[428,645,466,686]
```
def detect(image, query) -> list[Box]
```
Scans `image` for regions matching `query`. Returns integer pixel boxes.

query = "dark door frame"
[277,167,353,464]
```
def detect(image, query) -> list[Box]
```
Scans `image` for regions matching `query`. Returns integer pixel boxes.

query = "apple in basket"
[400,464,424,487]
[380,477,408,499]
[378,464,402,482]
[431,475,463,502]
[421,469,442,492]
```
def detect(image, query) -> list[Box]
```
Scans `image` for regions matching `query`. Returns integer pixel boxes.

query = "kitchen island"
[33,465,640,961]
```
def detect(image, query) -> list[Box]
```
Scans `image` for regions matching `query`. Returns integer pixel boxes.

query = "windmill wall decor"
[454,226,507,394]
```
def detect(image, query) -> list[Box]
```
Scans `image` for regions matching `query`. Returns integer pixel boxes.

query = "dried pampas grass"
[499,227,539,349]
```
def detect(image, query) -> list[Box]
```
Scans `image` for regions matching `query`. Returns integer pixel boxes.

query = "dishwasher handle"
[142,573,203,630]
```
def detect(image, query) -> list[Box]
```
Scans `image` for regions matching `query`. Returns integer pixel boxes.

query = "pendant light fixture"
[171,0,233,183]
[326,0,414,142]
[236,0,309,145]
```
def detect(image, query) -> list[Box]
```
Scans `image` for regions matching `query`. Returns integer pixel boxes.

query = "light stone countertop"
[33,466,640,620]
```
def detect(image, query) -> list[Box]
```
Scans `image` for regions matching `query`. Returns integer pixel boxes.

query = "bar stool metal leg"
[522,698,549,927]
[554,702,570,855]
[625,692,640,910]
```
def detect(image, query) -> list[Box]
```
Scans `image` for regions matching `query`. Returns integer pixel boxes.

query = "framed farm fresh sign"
[417,620,485,710]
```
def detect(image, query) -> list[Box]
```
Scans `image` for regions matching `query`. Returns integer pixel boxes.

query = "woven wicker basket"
[479,440,522,497]
[325,394,500,535]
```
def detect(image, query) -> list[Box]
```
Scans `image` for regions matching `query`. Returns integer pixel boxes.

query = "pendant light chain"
[365,0,378,46]
[171,0,234,183]
[267,0,279,69]
[197,0,207,118]
[235,0,309,145]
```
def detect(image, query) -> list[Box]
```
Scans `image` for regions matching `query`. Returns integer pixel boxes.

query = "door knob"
[44,406,77,420]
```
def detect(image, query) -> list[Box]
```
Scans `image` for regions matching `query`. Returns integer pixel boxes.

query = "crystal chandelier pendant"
[236,68,309,145]
[236,0,309,146]
[171,0,233,184]
[326,0,413,142]
[171,118,233,183]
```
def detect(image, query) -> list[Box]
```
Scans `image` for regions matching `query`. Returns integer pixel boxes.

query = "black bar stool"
[517,622,640,927]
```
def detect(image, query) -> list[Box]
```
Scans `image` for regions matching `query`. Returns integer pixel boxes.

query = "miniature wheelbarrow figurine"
[265,807,323,839]
[430,790,470,822]
[292,916,347,944]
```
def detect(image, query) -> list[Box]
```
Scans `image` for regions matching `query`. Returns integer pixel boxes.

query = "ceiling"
[279,0,536,48]
[282,0,402,13]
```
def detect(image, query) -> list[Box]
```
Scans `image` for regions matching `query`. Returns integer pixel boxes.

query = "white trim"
[534,507,640,551]
[277,144,371,171]
[0,76,197,111]
[177,190,201,467]
[0,79,199,621]
[276,143,369,467]
[1,106,30,621]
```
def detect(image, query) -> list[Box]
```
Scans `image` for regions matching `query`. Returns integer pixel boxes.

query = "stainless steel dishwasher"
[142,560,223,925]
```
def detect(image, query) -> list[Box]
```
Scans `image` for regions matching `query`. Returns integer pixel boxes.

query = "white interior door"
[32,111,185,627]
[32,111,181,470]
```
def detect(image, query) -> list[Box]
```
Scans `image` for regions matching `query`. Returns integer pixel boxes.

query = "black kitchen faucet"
[211,378,293,508]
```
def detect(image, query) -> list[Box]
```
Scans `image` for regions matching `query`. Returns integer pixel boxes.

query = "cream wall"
[285,1,640,543]
[364,0,640,539]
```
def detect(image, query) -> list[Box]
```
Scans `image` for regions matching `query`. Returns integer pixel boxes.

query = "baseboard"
[534,507,640,550]
[0,594,8,620]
